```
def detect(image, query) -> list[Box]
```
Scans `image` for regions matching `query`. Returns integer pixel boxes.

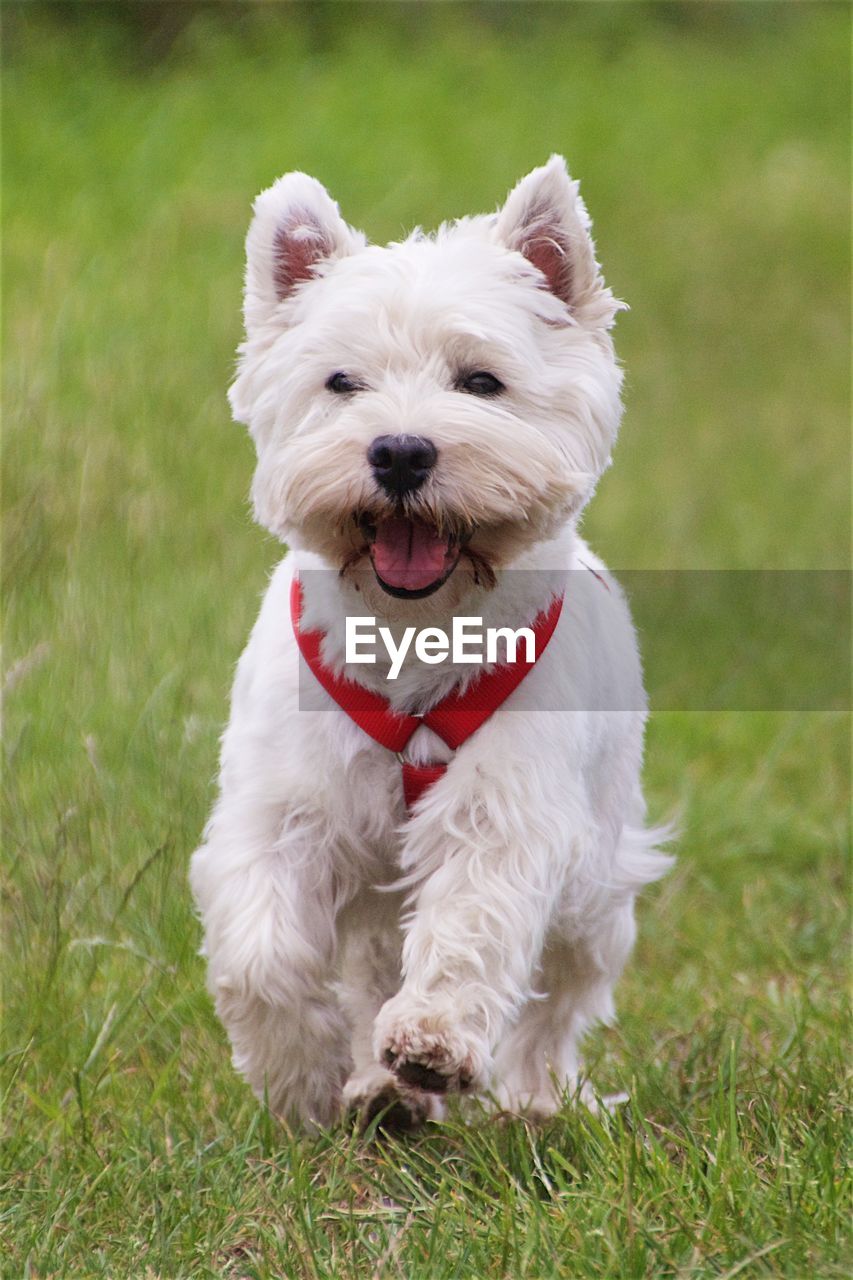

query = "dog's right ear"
[242,172,365,333]
[495,155,623,327]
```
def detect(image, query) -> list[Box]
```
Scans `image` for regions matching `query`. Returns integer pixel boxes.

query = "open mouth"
[362,515,462,599]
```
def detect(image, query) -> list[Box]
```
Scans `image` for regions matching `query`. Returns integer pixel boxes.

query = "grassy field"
[2,4,850,1277]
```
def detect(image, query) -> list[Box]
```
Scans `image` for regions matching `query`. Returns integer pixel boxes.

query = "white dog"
[190,157,671,1131]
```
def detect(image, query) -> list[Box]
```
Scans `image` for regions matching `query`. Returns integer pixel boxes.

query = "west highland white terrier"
[190,156,672,1131]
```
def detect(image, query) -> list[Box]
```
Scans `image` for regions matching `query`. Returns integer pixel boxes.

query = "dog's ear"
[495,155,622,326]
[242,172,365,332]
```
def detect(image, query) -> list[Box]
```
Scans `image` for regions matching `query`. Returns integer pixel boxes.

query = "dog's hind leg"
[491,908,637,1117]
[338,891,443,1131]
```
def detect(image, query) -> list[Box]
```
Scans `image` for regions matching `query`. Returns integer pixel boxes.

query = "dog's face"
[230,156,624,603]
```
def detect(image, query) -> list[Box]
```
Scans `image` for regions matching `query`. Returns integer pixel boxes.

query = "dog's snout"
[367,434,437,498]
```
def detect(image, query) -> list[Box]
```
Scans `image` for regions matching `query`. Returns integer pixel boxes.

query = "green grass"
[2,4,850,1277]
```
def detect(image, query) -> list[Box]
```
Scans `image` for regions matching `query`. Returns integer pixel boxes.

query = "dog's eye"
[325,371,363,394]
[457,371,505,397]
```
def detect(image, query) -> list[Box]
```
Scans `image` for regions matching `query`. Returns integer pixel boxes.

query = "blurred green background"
[3,4,850,1276]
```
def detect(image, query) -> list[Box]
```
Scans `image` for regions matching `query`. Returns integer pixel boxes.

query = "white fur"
[190,157,672,1128]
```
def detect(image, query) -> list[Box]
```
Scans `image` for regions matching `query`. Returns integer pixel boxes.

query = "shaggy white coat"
[190,157,672,1128]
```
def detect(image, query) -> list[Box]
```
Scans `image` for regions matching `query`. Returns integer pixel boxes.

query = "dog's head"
[230,156,625,601]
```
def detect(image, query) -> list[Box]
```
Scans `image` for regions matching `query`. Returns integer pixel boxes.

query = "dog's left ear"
[242,171,366,334]
[495,155,623,326]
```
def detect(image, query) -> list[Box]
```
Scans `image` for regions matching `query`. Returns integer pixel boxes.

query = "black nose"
[367,434,437,498]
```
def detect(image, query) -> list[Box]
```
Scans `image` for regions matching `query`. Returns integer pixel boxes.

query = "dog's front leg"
[373,799,561,1097]
[190,797,351,1128]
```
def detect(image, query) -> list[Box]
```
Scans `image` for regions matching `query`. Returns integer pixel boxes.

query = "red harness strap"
[290,577,564,810]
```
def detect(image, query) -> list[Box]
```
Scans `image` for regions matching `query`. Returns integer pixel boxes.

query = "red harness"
[290,577,564,810]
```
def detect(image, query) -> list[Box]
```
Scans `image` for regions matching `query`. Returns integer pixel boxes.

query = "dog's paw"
[357,1084,434,1134]
[342,1067,443,1134]
[374,1004,488,1095]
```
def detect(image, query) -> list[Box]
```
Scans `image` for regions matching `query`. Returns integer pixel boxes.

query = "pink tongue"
[371,517,451,590]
